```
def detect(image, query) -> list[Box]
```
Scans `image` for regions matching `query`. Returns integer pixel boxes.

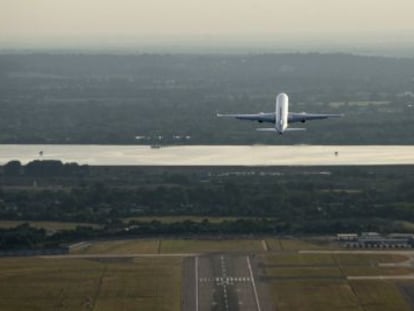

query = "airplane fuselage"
[275,93,289,134]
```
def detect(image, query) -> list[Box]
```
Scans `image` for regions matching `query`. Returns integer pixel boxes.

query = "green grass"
[72,239,264,255]
[0,220,100,231]
[279,238,325,251]
[350,280,410,311]
[271,279,411,310]
[74,238,266,254]
[263,253,411,276]
[263,253,336,266]
[379,267,414,276]
[266,238,329,251]
[1,239,413,311]
[265,238,283,251]
[262,253,412,311]
[0,257,182,311]
[72,239,160,254]
[334,254,407,265]
[160,239,264,253]
[335,254,411,277]
[270,280,362,311]
[123,216,262,223]
[343,266,414,277]
[264,266,343,278]
[341,265,382,276]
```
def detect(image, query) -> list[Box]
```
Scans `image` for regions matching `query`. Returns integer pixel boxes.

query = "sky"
[2,0,414,49]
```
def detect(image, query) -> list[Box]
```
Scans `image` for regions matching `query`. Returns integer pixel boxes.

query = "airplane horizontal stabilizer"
[216,113,232,117]
[285,128,306,131]
[256,128,277,132]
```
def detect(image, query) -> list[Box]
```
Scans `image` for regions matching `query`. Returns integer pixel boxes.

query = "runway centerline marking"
[220,256,230,311]
[197,255,264,311]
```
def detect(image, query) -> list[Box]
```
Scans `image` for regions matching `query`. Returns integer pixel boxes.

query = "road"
[1,145,414,166]
[183,254,272,311]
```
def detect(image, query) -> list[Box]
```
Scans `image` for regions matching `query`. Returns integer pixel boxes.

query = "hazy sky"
[2,0,414,45]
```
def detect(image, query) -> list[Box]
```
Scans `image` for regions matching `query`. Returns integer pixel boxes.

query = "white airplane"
[217,93,343,134]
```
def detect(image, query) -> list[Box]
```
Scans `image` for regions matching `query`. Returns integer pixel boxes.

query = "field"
[269,279,409,311]
[159,238,265,253]
[74,238,266,254]
[76,237,333,255]
[269,280,362,311]
[265,238,330,251]
[2,238,414,310]
[0,257,182,311]
[72,239,160,255]
[123,216,247,224]
[0,220,100,231]
[351,281,410,311]
[259,253,413,311]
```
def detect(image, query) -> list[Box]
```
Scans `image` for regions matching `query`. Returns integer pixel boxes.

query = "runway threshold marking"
[195,256,199,311]
[247,256,262,311]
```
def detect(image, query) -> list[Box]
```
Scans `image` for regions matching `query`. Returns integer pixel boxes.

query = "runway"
[1,145,414,166]
[183,255,272,311]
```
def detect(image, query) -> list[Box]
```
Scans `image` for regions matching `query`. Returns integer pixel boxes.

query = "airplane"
[217,93,343,134]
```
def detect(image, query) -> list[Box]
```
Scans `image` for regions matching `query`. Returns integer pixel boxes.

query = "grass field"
[266,238,331,251]
[0,220,100,231]
[270,280,362,311]
[350,280,410,311]
[0,257,182,311]
[2,237,414,310]
[264,266,343,278]
[334,253,407,265]
[261,253,412,310]
[73,238,266,254]
[72,239,160,255]
[160,238,264,253]
[263,253,336,266]
[123,216,247,223]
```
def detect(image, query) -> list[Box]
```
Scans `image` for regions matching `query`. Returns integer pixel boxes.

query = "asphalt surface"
[1,145,414,166]
[183,254,272,311]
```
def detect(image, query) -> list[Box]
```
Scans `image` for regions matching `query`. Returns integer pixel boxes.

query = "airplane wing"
[217,111,343,124]
[288,112,344,123]
[217,112,275,123]
[257,127,306,132]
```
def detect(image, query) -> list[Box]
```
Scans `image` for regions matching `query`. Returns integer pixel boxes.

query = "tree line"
[0,160,413,249]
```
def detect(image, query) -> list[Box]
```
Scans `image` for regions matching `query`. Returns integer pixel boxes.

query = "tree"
[4,160,22,176]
